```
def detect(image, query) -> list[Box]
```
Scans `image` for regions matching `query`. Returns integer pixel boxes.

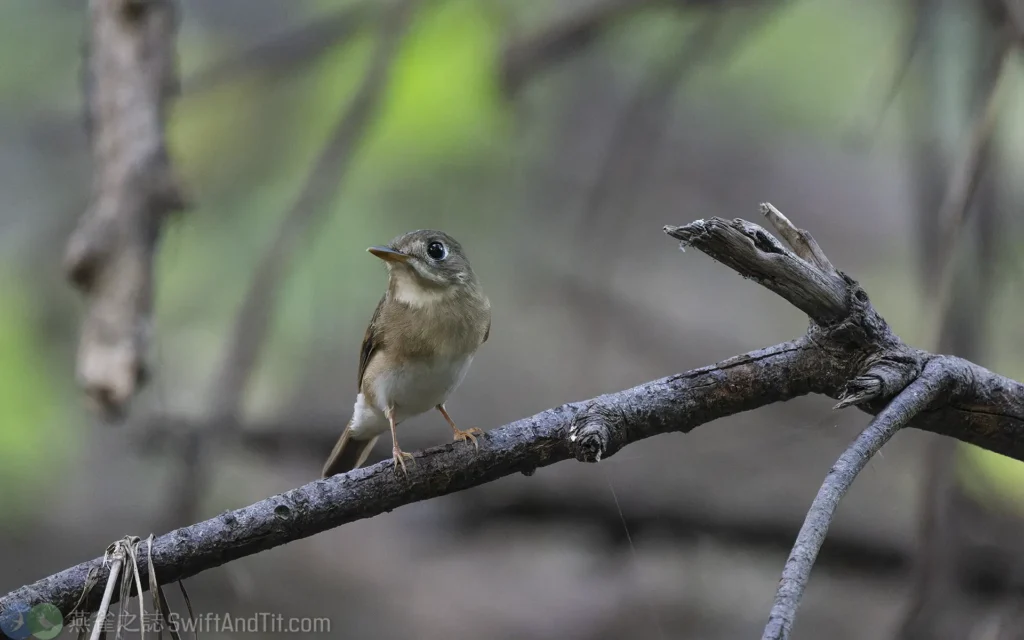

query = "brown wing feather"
[357,294,387,390]
[483,317,490,343]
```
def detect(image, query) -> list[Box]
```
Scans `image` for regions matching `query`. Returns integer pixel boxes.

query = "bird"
[321,229,491,478]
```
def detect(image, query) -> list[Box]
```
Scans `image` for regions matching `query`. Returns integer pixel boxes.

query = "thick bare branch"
[0,339,828,618]
[65,0,188,419]
[10,206,1024,625]
[664,217,849,325]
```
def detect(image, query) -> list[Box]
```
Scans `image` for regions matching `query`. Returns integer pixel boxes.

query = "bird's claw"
[392,448,416,476]
[452,427,484,451]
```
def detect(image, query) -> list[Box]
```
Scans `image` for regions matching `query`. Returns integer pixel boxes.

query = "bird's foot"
[392,447,416,476]
[452,427,484,451]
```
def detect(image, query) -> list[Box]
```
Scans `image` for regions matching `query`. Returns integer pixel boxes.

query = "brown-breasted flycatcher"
[322,230,490,477]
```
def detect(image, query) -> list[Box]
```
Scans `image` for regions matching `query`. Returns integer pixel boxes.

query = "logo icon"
[0,603,32,640]
[0,603,63,640]
[26,605,61,640]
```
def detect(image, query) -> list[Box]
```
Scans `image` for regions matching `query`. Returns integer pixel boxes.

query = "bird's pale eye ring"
[426,241,448,261]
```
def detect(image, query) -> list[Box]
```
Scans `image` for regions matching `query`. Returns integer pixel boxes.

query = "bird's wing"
[358,293,387,390]
[483,316,490,343]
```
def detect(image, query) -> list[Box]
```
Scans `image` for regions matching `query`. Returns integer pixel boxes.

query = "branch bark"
[65,0,188,419]
[10,205,1024,629]
[762,361,950,640]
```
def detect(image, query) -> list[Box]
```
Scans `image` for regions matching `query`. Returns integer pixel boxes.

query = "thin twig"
[760,202,835,275]
[857,0,927,145]
[575,13,728,233]
[182,3,369,94]
[499,0,758,97]
[761,363,950,640]
[89,549,124,640]
[576,4,785,239]
[500,0,663,97]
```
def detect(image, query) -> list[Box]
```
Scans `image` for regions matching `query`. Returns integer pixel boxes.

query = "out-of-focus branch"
[9,205,1024,626]
[209,0,416,420]
[163,0,419,527]
[899,2,1013,636]
[500,0,663,97]
[576,3,782,250]
[133,414,339,459]
[65,0,189,419]
[930,32,1011,305]
[182,3,369,94]
[498,0,755,97]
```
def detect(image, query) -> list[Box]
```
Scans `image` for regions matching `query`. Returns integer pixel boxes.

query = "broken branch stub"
[664,209,917,411]
[66,0,188,419]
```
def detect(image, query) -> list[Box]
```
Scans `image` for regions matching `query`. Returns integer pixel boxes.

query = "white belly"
[348,353,474,439]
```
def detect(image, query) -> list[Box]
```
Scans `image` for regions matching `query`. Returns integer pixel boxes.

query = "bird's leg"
[437,404,483,451]
[387,407,415,476]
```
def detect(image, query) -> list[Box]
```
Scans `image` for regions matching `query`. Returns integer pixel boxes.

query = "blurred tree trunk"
[897,0,1023,638]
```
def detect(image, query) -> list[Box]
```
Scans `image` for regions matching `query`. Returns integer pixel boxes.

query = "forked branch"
[762,360,952,640]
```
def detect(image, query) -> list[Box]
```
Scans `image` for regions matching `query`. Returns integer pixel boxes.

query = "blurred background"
[3,0,1024,637]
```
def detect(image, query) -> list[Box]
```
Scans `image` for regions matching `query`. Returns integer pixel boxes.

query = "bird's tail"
[322,422,379,478]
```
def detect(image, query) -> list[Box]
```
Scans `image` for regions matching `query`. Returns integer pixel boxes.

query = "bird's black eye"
[426,241,447,261]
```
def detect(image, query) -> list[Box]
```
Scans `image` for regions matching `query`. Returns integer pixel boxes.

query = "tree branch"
[131,414,339,459]
[181,3,369,95]
[1,338,830,618]
[65,0,188,419]
[498,0,753,97]
[762,360,951,640]
[11,205,1024,628]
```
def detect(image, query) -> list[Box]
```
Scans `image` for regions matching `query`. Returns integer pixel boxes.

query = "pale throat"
[389,268,448,308]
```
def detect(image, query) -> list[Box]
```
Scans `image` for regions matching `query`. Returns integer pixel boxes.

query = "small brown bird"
[322,230,491,478]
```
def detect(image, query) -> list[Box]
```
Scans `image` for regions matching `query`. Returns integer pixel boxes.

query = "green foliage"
[367,0,507,163]
[699,0,900,136]
[863,261,1024,516]
[0,4,80,108]
[957,322,1024,515]
[0,267,70,513]
[155,0,511,411]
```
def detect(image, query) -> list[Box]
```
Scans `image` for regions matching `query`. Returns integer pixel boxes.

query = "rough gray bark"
[7,207,1024,633]
[65,0,188,419]
[763,362,950,640]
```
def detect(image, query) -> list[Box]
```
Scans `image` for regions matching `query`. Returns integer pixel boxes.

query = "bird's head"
[367,230,479,303]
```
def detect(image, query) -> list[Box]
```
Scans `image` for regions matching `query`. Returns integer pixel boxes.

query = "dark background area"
[2,0,1024,637]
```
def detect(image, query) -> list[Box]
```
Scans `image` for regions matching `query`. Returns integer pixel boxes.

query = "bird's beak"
[367,246,409,263]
